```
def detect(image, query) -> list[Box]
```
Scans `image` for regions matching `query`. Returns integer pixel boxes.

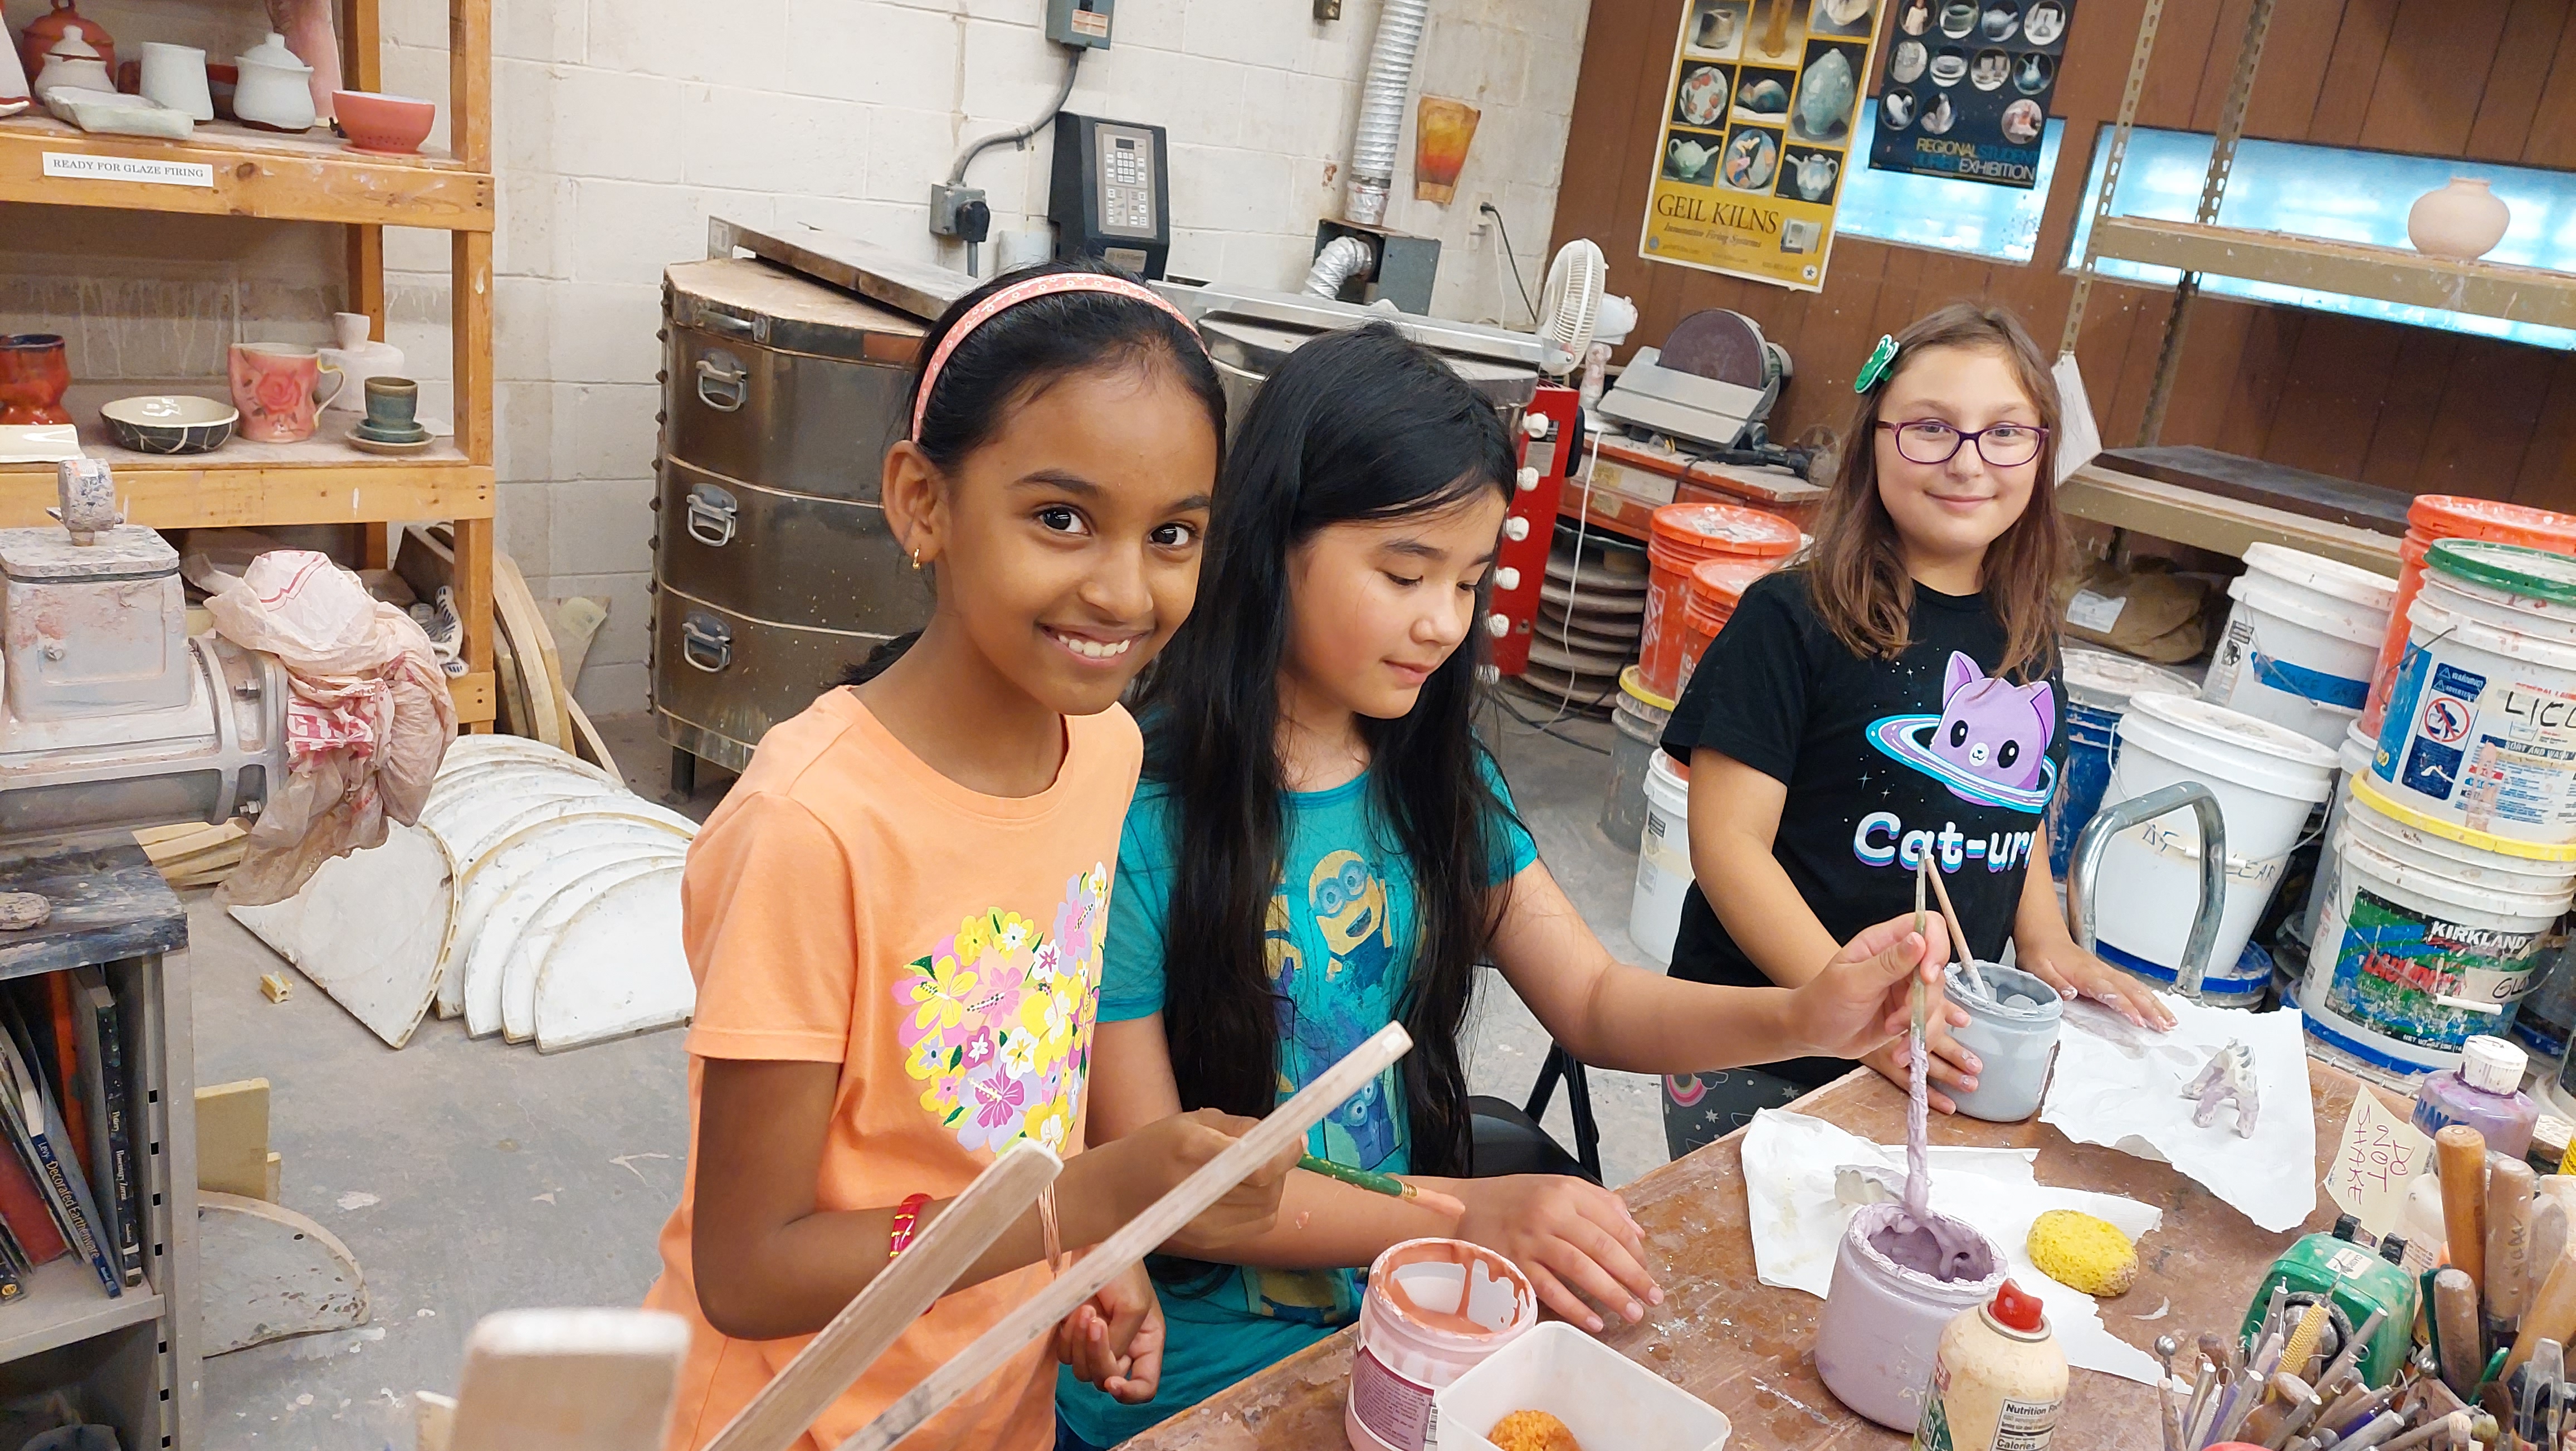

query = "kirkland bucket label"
[2323,885,2546,1050]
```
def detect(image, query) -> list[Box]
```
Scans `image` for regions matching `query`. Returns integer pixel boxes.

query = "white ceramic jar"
[2408,178,2511,261]
[232,32,315,132]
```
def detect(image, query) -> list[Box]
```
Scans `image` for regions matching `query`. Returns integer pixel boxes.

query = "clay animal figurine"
[1930,651,2056,800]
[2183,1039,2258,1138]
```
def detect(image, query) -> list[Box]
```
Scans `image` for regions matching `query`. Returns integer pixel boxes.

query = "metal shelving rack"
[2057,0,2576,447]
[0,0,498,730]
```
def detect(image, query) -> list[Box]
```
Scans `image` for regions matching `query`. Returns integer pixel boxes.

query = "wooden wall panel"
[1551,0,2576,514]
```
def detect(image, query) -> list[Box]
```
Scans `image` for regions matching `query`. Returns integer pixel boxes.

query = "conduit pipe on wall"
[1343,0,1430,225]
[1302,234,1375,299]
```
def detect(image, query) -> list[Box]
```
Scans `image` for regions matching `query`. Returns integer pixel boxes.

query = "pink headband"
[910,272,1203,440]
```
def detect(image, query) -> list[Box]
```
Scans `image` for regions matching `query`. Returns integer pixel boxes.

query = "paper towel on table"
[1740,1109,2167,1385]
[2040,991,2315,1233]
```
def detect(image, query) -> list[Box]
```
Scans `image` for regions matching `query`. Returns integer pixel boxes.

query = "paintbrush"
[1297,1154,1467,1219]
[1921,858,1988,999]
[1913,853,1931,1039]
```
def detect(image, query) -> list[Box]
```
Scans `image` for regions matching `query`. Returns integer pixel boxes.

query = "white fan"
[1538,238,1606,377]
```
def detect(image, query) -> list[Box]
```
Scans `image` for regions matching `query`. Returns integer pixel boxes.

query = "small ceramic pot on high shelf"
[228,343,344,443]
[231,32,314,132]
[137,42,213,121]
[16,0,113,91]
[0,336,72,427]
[32,31,112,95]
[2407,177,2511,261]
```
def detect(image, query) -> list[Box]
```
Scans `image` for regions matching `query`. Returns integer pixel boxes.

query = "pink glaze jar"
[1345,1238,1538,1451]
[1816,1202,2006,1431]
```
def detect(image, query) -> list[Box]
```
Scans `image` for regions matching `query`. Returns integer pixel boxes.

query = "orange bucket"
[1640,501,1799,699]
[2356,496,2576,738]
[1675,554,1782,700]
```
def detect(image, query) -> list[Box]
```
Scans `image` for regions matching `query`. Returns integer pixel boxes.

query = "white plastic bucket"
[2299,721,2383,956]
[2372,541,2576,854]
[1429,1322,1732,1451]
[2089,693,2340,992]
[1631,751,1692,966]
[2203,544,2394,749]
[2300,785,2576,1076]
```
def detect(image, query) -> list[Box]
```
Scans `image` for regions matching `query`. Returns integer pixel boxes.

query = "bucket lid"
[1618,663,1676,714]
[2409,495,2576,551]
[2125,692,2341,772]
[2349,773,2576,864]
[2062,646,2199,712]
[1648,501,1799,560]
[1683,555,1775,626]
[2238,542,2396,612]
[2424,539,2576,607]
[2461,1035,2526,1094]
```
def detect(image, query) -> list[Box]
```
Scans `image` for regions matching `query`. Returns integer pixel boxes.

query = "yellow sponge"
[2027,1209,2139,1297]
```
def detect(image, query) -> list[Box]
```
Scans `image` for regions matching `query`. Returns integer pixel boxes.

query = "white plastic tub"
[2203,543,2394,749]
[1630,750,1692,966]
[2089,693,2339,993]
[1430,1322,1731,1451]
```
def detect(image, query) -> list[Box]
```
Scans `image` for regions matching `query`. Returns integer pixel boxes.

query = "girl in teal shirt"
[1056,324,1956,1448]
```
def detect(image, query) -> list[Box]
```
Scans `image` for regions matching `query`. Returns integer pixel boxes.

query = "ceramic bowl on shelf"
[101,394,236,454]
[331,90,433,154]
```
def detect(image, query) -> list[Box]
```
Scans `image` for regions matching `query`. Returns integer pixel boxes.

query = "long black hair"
[1139,322,1519,1178]
[842,257,1226,685]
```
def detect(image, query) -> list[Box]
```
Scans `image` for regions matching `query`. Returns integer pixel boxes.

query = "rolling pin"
[2506,1240,2576,1381]
[2486,1156,2537,1326]
[2435,1266,2484,1395]
[2436,1125,2490,1293]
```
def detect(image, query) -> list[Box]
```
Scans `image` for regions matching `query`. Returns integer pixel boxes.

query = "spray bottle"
[1913,1279,2066,1450]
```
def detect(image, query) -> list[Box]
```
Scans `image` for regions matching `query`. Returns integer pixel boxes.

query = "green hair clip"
[1855,334,1898,393]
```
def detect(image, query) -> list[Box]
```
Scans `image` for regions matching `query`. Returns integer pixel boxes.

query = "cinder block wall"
[0,0,1589,714]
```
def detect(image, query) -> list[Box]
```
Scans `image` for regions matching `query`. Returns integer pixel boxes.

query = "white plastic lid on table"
[2461,1034,2528,1094]
[2120,691,2343,793]
[2062,646,2200,713]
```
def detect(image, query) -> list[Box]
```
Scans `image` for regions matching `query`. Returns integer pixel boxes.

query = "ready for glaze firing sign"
[1640,0,1887,291]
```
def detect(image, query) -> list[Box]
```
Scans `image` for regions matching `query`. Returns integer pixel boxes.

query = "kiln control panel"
[1050,114,1170,279]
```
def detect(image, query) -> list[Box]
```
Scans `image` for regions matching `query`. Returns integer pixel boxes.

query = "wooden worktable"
[1126,1062,2384,1449]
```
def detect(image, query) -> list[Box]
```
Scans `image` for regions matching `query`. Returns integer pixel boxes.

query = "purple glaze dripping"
[1903,1024,1930,1219]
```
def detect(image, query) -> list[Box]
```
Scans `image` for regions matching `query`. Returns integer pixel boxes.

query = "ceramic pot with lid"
[16,0,112,92]
[2407,178,2511,261]
[317,313,404,415]
[231,32,314,132]
[33,32,112,96]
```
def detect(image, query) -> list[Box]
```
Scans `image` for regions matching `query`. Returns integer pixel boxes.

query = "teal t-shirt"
[1055,758,1536,1447]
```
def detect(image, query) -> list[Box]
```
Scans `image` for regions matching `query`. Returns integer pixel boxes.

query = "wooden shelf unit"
[0,0,497,729]
[2088,218,2576,332]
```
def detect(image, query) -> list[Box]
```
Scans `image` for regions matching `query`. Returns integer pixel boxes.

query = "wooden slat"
[2355,327,2460,486]
[0,116,492,230]
[2089,218,2576,329]
[452,0,494,172]
[2511,356,2576,513]
[2306,0,2397,145]
[449,671,496,726]
[2464,0,2571,162]
[2356,0,2509,158]
[2414,339,2559,497]
[2260,314,2405,481]
[0,460,489,528]
[2061,461,2403,570]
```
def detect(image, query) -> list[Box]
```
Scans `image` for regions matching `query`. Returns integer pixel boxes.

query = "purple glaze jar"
[2412,1034,2539,1163]
[1815,1202,2006,1431]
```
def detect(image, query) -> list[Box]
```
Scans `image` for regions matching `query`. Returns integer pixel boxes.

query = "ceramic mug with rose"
[228,343,345,442]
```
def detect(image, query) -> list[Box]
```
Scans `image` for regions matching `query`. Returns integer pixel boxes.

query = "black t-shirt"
[1660,569,2066,1086]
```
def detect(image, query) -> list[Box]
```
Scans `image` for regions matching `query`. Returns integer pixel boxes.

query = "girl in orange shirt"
[646,261,1301,1451]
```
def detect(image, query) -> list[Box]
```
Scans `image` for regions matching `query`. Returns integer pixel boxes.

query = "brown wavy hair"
[1803,301,2066,683]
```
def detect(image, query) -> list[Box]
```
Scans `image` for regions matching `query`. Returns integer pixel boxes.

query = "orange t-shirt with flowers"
[646,688,1139,1451]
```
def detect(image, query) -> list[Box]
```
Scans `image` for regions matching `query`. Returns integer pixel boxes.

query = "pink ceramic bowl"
[333,90,435,154]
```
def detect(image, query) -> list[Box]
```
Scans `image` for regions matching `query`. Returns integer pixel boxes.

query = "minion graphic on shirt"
[1310,849,1398,995]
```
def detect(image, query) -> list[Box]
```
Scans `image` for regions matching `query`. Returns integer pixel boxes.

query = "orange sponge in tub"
[1433,1323,1732,1451]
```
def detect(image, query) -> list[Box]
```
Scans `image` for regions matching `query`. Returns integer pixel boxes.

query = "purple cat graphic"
[1929,651,2055,802]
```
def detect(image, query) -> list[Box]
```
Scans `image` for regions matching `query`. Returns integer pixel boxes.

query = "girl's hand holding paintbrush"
[1784,909,1980,1112]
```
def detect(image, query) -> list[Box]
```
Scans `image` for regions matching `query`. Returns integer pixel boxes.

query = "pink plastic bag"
[205,551,455,904]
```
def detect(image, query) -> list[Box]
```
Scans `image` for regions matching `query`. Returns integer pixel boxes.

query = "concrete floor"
[196,704,1663,1447]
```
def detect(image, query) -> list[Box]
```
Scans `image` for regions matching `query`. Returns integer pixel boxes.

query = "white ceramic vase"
[318,312,403,416]
[2407,177,2510,261]
[0,23,28,109]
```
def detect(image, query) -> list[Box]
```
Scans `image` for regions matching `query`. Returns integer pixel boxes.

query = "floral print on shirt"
[893,863,1106,1155]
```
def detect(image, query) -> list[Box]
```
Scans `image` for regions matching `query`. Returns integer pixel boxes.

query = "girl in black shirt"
[1660,304,2173,1156]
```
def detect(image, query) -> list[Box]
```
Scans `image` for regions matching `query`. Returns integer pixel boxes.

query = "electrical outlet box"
[930,183,989,241]
[1045,0,1114,48]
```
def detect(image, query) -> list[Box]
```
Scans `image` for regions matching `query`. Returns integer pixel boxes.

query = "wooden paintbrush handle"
[2434,1267,2484,1396]
[2436,1125,2489,1292]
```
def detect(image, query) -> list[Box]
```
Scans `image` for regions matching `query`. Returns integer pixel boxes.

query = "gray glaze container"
[1945,962,2062,1122]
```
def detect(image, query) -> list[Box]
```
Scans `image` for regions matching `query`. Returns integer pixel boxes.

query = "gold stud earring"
[910,548,923,571]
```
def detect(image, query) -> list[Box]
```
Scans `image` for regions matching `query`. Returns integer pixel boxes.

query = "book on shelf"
[0,1007,116,1298]
[70,968,143,1288]
[0,1106,66,1272]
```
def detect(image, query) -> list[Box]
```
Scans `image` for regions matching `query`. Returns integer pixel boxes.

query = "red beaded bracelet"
[887,1192,932,1260]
